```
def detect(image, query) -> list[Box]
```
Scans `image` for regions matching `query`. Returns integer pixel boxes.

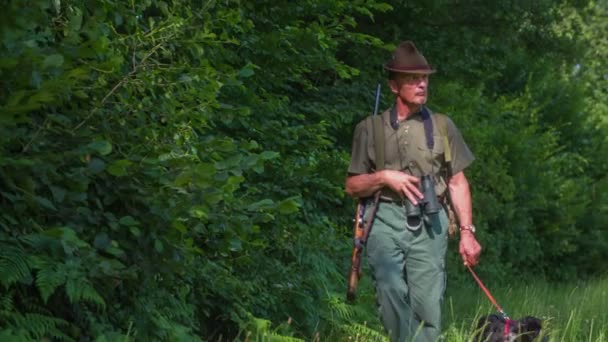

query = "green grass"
[238,276,608,341]
[327,276,608,341]
[442,276,608,341]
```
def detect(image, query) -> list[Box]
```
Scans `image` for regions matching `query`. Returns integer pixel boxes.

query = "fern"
[257,333,306,342]
[130,279,198,339]
[93,331,135,342]
[35,261,67,303]
[65,278,106,309]
[239,315,306,342]
[10,312,72,342]
[0,290,14,311]
[322,291,355,321]
[341,323,388,342]
[0,290,16,327]
[150,313,201,341]
[0,244,30,287]
[21,232,55,251]
[0,329,30,342]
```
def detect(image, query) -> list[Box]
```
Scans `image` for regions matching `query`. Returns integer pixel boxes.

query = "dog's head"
[474,314,546,342]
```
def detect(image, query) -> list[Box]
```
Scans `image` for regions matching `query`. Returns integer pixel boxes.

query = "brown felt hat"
[384,41,436,74]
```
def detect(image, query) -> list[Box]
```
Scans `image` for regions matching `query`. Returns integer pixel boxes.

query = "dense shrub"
[0,0,606,339]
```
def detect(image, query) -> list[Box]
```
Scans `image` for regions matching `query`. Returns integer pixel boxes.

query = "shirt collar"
[390,105,425,129]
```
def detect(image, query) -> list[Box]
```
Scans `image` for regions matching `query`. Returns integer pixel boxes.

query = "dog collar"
[504,318,515,339]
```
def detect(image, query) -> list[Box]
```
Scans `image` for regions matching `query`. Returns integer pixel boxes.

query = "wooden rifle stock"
[346,202,364,302]
[346,191,381,302]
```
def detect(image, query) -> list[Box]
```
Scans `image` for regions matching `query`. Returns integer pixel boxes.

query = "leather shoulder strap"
[434,113,452,173]
[371,115,385,170]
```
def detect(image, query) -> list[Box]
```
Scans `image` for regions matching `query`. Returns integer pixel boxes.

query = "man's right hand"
[381,170,424,204]
[459,230,481,266]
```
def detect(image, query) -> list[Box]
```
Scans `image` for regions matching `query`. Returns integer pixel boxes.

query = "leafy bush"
[1,0,606,340]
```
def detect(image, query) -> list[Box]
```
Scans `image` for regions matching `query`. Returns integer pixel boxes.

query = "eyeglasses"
[398,74,428,84]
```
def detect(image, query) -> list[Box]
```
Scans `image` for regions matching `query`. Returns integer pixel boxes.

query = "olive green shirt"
[347,107,474,199]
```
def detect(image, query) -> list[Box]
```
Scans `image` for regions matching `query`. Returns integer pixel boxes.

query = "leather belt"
[379,189,403,202]
[379,188,446,204]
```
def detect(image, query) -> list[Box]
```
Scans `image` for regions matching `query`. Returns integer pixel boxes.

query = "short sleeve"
[446,116,475,174]
[347,119,372,175]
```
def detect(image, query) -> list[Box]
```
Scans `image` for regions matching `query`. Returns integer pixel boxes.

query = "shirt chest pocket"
[415,134,446,173]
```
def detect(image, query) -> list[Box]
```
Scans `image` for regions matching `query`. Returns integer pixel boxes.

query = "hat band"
[388,64,434,71]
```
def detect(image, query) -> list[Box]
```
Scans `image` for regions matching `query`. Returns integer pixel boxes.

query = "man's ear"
[388,79,399,95]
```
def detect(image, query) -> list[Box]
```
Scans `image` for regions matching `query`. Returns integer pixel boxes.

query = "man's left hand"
[459,230,481,266]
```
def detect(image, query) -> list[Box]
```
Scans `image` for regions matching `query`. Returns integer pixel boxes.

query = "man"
[345,41,482,342]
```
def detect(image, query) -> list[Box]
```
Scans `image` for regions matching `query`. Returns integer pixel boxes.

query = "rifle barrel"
[373,84,381,115]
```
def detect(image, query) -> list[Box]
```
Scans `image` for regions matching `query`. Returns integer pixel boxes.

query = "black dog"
[473,314,547,342]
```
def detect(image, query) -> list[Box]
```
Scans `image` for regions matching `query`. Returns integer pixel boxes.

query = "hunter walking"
[345,41,482,342]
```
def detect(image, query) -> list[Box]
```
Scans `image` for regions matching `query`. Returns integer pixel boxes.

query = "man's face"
[389,73,429,106]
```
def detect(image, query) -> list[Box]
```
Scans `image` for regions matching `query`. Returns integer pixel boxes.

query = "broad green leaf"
[259,151,279,160]
[119,216,139,226]
[42,54,64,69]
[174,171,193,187]
[278,197,301,214]
[43,227,88,248]
[107,159,132,176]
[229,238,242,252]
[204,191,223,205]
[215,154,243,170]
[129,226,141,237]
[172,221,187,233]
[246,199,275,211]
[105,246,126,258]
[224,175,244,190]
[189,206,208,219]
[238,63,257,78]
[154,239,164,253]
[67,6,83,32]
[88,140,112,156]
[34,196,57,211]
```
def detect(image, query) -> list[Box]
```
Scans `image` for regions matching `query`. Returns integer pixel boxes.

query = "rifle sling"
[357,115,385,245]
[372,115,385,171]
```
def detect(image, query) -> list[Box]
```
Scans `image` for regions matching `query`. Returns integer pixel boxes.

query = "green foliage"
[0,245,30,288]
[1,0,607,340]
[340,323,389,342]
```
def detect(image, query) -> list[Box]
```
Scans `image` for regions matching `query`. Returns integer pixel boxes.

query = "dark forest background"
[1,0,607,340]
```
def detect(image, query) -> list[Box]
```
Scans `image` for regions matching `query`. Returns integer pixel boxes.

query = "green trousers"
[366,201,449,342]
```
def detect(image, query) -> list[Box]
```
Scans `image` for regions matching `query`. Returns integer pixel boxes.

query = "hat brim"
[384,64,436,74]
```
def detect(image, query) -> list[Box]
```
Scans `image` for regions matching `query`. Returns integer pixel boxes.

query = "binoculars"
[405,175,441,230]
